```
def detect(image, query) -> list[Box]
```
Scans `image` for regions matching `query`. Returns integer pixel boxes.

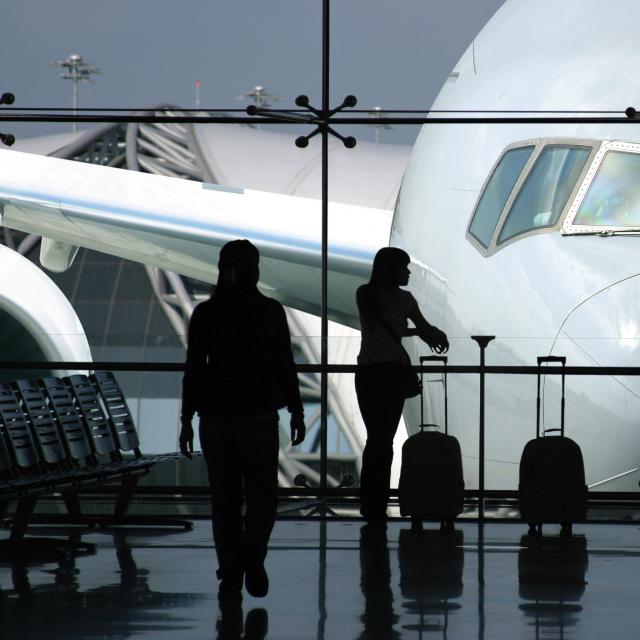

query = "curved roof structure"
[192,123,410,208]
[12,128,100,157]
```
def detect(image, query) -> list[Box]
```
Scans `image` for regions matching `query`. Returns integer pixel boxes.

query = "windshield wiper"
[598,229,640,236]
[563,228,640,237]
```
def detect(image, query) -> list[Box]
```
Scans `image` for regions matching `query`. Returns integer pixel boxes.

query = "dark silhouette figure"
[180,239,306,602]
[355,247,448,522]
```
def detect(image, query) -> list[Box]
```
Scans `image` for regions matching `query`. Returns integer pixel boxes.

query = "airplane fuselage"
[392,0,640,490]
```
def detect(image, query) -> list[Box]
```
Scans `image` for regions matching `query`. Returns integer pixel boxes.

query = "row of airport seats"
[0,371,191,558]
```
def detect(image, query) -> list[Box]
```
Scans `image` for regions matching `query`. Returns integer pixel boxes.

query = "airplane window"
[572,151,640,227]
[498,146,590,244]
[468,145,534,248]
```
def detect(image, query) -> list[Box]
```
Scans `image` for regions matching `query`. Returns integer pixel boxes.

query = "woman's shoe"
[245,562,269,598]
[363,513,387,526]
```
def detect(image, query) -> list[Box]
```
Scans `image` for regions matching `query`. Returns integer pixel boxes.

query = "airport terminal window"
[498,145,590,244]
[572,151,640,227]
[0,308,48,382]
[468,145,534,248]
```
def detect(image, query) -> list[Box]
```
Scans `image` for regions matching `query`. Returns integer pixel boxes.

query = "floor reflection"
[3,520,640,639]
[358,524,400,640]
[518,534,588,637]
[398,526,464,638]
[216,604,269,640]
[0,531,205,639]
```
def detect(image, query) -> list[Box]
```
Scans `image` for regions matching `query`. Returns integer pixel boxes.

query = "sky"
[2,0,506,145]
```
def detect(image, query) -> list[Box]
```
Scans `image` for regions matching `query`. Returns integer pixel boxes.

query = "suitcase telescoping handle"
[419,355,448,434]
[536,356,566,438]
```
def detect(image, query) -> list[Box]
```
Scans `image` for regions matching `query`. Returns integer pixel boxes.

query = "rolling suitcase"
[519,356,588,536]
[398,355,464,530]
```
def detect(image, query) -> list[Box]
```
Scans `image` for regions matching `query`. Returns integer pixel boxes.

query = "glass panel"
[468,146,534,248]
[0,308,49,381]
[573,151,640,227]
[499,146,591,243]
[72,250,119,302]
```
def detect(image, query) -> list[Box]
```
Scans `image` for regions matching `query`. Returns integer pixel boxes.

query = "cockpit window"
[498,145,591,244]
[572,151,640,227]
[468,145,534,248]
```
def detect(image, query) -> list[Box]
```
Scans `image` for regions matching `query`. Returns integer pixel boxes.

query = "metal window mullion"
[319,0,330,495]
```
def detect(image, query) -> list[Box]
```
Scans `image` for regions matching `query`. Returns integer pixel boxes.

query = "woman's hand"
[419,325,449,354]
[179,414,194,459]
[406,304,449,354]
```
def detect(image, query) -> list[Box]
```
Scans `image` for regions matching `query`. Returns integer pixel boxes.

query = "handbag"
[396,361,423,398]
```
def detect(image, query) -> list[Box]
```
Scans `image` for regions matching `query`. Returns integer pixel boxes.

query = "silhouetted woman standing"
[355,247,448,524]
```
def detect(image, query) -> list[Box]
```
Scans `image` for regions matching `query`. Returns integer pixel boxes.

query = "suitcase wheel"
[560,522,573,537]
[528,523,542,536]
[411,516,423,532]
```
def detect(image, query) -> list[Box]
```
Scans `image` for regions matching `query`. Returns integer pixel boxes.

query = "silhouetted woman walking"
[355,247,448,524]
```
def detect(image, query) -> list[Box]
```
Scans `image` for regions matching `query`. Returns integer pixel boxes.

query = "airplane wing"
[0,149,393,327]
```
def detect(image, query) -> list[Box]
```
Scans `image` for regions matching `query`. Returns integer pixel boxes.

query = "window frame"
[562,140,640,235]
[496,142,595,247]
[466,139,539,255]
[467,138,599,257]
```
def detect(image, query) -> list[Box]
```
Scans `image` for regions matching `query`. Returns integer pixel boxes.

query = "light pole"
[195,80,201,110]
[237,85,279,129]
[50,53,102,132]
[369,106,393,143]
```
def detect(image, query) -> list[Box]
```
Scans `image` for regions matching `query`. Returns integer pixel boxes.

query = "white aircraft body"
[1,0,640,491]
[0,244,89,366]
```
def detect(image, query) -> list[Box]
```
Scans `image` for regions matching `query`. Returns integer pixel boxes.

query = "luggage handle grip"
[419,355,448,436]
[543,428,562,435]
[419,423,440,432]
[536,355,567,438]
[537,356,566,366]
[420,355,448,364]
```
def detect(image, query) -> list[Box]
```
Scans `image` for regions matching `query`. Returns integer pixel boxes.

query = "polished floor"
[1,518,640,639]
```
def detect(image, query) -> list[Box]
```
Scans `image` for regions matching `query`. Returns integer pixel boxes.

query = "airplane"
[1,0,639,493]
